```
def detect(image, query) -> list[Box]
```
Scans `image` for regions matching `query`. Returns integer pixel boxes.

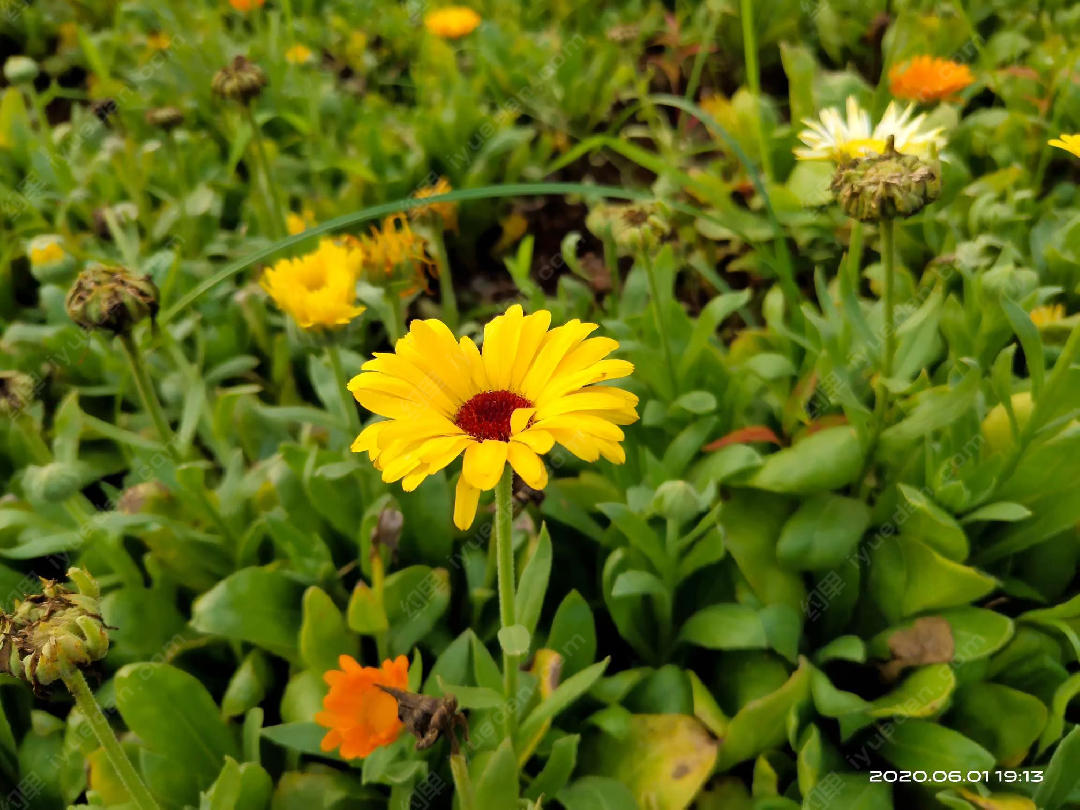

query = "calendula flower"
[286,209,316,235]
[795,98,945,162]
[146,32,171,51]
[316,655,409,760]
[423,7,482,39]
[1048,134,1080,159]
[349,305,638,529]
[29,236,65,268]
[229,0,264,10]
[831,137,941,222]
[410,177,458,232]
[285,44,314,64]
[889,56,974,102]
[260,240,366,329]
[360,214,434,294]
[1030,303,1066,328]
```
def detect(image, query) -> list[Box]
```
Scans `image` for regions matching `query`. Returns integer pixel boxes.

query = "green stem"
[677,2,722,143]
[430,227,459,331]
[384,293,405,343]
[63,669,160,810]
[118,334,176,458]
[449,753,477,810]
[326,343,361,437]
[603,230,621,317]
[640,251,679,397]
[494,467,517,730]
[371,551,389,663]
[858,219,896,497]
[166,133,193,260]
[847,221,864,288]
[739,0,774,180]
[243,104,287,239]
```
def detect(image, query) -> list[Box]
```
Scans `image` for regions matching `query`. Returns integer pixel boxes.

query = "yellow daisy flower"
[1048,134,1080,159]
[1030,303,1066,328]
[423,7,482,39]
[285,44,314,65]
[349,305,638,529]
[286,209,316,235]
[409,176,458,232]
[360,215,434,294]
[795,97,945,162]
[29,236,66,267]
[260,240,366,329]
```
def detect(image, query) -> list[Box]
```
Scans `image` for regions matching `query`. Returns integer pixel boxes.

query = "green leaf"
[222,651,272,720]
[524,733,580,802]
[475,738,519,809]
[879,367,980,453]
[518,659,610,747]
[896,484,969,562]
[948,682,1047,764]
[498,624,531,657]
[261,723,339,759]
[1039,672,1080,755]
[547,590,597,680]
[745,428,864,494]
[299,586,355,673]
[678,604,767,651]
[346,582,389,635]
[116,663,239,798]
[383,566,451,656]
[515,525,553,637]
[557,776,640,809]
[201,757,241,810]
[434,678,504,710]
[191,568,305,659]
[599,503,668,577]
[877,720,995,774]
[1002,297,1045,401]
[611,570,668,599]
[776,494,871,570]
[718,660,812,770]
[677,291,751,382]
[1034,725,1080,808]
[866,666,956,719]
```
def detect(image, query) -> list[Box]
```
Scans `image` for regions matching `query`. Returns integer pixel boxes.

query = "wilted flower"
[410,177,458,232]
[586,202,670,255]
[260,239,366,329]
[831,137,941,222]
[65,266,160,335]
[889,56,975,103]
[795,98,945,162]
[359,214,434,293]
[0,569,109,688]
[1048,134,1080,160]
[0,371,36,418]
[423,7,482,39]
[211,56,268,103]
[145,105,184,131]
[316,655,410,759]
[285,44,314,64]
[349,305,638,529]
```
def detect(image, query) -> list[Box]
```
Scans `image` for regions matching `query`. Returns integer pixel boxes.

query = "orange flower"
[424,7,482,39]
[229,0,265,10]
[889,56,974,103]
[410,176,458,232]
[316,655,409,760]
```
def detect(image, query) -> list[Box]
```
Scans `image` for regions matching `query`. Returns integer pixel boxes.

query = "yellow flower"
[409,177,458,232]
[316,655,409,760]
[359,215,434,294]
[59,23,80,52]
[260,240,366,329]
[423,7,482,39]
[285,44,314,65]
[889,56,975,103]
[146,32,171,50]
[1030,303,1066,328]
[29,237,66,267]
[1048,134,1080,159]
[795,97,945,162]
[286,209,316,235]
[349,305,639,530]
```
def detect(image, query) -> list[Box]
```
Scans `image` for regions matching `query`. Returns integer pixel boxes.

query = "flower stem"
[739,0,774,181]
[494,466,518,731]
[429,227,459,332]
[858,219,896,497]
[640,251,679,397]
[62,669,160,810]
[603,230,621,317]
[371,550,389,663]
[119,333,176,459]
[326,343,361,438]
[243,104,287,240]
[449,753,477,810]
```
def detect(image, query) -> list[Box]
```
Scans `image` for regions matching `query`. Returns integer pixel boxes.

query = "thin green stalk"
[494,467,517,728]
[858,220,896,497]
[63,669,160,810]
[166,133,193,259]
[326,343,361,437]
[739,0,774,180]
[118,334,176,458]
[242,104,287,239]
[847,221,864,287]
[639,251,679,397]
[384,293,405,343]
[676,2,722,143]
[429,227,459,331]
[603,230,621,317]
[449,753,477,810]
[371,551,389,663]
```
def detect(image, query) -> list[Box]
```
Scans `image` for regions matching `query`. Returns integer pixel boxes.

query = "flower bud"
[27,235,76,285]
[212,55,268,103]
[145,105,184,131]
[4,56,39,85]
[831,137,941,222]
[0,371,36,418]
[651,480,712,524]
[65,266,159,335]
[586,202,670,255]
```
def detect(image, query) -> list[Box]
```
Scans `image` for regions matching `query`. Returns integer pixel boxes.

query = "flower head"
[65,266,159,335]
[316,655,410,760]
[409,177,458,232]
[795,98,945,162]
[1049,134,1080,159]
[286,209,316,235]
[28,235,74,285]
[211,55,268,103]
[3,56,38,86]
[889,56,974,103]
[831,137,941,222]
[586,202,670,255]
[359,215,434,294]
[424,6,482,39]
[229,0,265,10]
[1030,304,1066,328]
[260,240,365,329]
[285,44,314,65]
[349,305,638,529]
[145,106,184,131]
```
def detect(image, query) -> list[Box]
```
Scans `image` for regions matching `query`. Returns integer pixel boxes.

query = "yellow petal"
[535,359,635,407]
[546,427,600,462]
[534,389,638,420]
[508,443,548,490]
[595,438,627,465]
[520,320,597,401]
[402,469,429,492]
[509,310,552,390]
[482,305,524,390]
[422,436,475,474]
[552,337,621,379]
[351,421,388,455]
[459,336,490,392]
[462,439,508,490]
[454,475,481,530]
[510,407,536,435]
[514,428,555,454]
[532,414,625,443]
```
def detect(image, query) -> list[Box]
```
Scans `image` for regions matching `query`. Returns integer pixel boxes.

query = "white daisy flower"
[795,98,945,161]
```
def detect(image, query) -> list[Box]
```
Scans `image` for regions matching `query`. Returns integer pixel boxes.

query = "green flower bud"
[211,55,268,103]
[586,202,670,255]
[0,371,36,418]
[145,105,185,131]
[651,480,712,525]
[27,235,77,285]
[831,137,941,222]
[4,56,39,86]
[65,266,159,335]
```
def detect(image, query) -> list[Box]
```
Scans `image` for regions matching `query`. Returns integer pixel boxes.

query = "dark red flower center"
[455,391,533,442]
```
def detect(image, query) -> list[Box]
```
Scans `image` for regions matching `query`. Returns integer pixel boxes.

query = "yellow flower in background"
[1048,134,1080,159]
[424,7,482,39]
[285,44,314,65]
[260,240,366,329]
[229,0,264,10]
[1030,303,1066,328]
[795,98,945,162]
[146,32,171,50]
[410,177,458,232]
[889,56,975,103]
[286,209,316,235]
[359,214,434,293]
[29,237,66,268]
[349,305,638,529]
[59,23,80,52]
